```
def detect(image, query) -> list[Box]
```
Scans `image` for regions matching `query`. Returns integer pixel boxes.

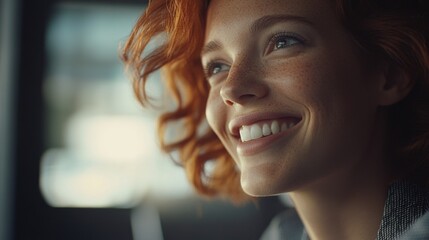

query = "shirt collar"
[376,180,429,240]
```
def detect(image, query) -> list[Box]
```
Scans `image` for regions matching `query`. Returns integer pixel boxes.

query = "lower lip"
[236,123,300,156]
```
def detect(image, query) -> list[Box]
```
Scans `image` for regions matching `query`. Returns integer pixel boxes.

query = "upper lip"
[228,111,302,137]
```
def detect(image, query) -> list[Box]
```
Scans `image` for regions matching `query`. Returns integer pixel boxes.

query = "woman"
[122,0,429,239]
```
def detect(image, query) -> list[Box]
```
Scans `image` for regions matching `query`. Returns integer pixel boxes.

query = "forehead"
[205,0,338,40]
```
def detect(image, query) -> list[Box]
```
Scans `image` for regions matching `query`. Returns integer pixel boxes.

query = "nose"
[220,63,269,106]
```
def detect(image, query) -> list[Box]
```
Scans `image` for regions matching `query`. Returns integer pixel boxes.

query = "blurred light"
[65,115,156,163]
[40,115,156,207]
[41,113,193,208]
[40,2,192,208]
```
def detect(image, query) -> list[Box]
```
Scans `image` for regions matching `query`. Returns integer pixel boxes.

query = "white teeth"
[239,119,298,142]
[250,124,263,139]
[240,126,251,142]
[271,121,280,135]
[262,123,271,136]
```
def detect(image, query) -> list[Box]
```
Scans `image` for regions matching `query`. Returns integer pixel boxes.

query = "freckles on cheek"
[275,61,327,103]
[296,62,336,102]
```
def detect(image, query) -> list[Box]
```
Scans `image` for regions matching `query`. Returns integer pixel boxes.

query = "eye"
[203,61,230,79]
[265,32,305,55]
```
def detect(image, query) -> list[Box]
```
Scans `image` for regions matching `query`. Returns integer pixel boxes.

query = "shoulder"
[399,211,429,240]
[392,181,429,240]
[377,181,429,239]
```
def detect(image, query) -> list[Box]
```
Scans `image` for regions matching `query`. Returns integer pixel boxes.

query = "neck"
[288,109,393,240]
[289,134,392,240]
[290,168,389,240]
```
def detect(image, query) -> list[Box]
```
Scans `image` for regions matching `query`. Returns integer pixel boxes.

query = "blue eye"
[267,32,305,54]
[274,37,300,49]
[204,61,230,78]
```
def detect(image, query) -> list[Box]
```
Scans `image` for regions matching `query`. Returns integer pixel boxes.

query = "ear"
[378,63,414,106]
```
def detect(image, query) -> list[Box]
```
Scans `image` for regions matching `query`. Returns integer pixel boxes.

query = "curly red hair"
[122,0,245,201]
[122,0,429,201]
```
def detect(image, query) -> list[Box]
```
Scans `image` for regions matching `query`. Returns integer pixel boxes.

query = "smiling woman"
[122,0,429,239]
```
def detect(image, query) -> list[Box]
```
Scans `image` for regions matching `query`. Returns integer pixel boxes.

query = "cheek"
[280,54,364,107]
[270,57,337,105]
[205,89,225,135]
[273,54,371,139]
[205,89,241,166]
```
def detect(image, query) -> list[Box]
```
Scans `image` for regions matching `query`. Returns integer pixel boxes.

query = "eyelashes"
[203,61,230,80]
[265,32,306,54]
[203,31,306,80]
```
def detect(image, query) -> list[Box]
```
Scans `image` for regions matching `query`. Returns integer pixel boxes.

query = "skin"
[202,0,413,239]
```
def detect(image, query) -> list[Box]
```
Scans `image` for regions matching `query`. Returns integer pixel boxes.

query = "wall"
[0,0,18,239]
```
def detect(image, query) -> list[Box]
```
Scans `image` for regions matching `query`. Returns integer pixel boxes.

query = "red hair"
[122,0,246,201]
[122,0,429,201]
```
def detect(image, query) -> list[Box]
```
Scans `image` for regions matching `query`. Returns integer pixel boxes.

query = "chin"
[240,173,295,197]
[239,162,316,197]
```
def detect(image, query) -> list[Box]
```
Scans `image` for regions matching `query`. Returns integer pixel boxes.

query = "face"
[202,0,384,196]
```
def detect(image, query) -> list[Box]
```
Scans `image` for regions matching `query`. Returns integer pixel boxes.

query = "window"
[40,2,192,208]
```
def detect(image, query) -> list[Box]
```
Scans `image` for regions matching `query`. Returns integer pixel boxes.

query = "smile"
[239,119,300,142]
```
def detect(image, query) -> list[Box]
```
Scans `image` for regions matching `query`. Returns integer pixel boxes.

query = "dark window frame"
[13,0,146,239]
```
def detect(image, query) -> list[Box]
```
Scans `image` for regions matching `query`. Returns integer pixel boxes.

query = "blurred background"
[0,0,287,239]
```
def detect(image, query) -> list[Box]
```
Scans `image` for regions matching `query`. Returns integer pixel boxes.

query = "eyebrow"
[201,40,223,56]
[201,14,314,56]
